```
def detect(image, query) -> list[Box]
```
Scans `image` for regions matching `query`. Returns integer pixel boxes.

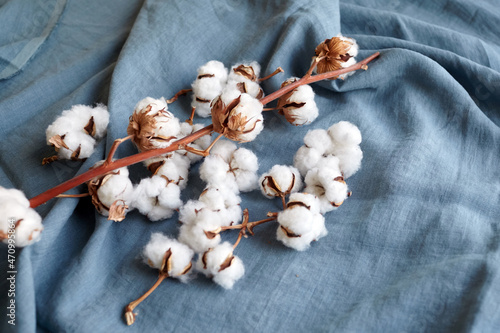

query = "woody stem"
[167,88,192,104]
[106,135,133,164]
[29,125,214,208]
[124,273,167,325]
[55,193,90,198]
[259,52,380,106]
[259,67,284,82]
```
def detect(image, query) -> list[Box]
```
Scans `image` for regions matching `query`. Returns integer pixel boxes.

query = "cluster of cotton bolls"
[257,121,363,251]
[191,60,264,118]
[174,139,258,288]
[45,104,109,162]
[0,186,43,247]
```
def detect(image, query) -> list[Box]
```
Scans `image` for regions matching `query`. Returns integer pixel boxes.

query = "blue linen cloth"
[0,0,499,332]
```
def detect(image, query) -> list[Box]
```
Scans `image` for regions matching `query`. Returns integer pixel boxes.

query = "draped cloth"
[0,0,499,331]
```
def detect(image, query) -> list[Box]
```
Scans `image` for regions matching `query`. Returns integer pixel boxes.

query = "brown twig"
[105,135,133,164]
[124,273,168,326]
[259,67,284,82]
[29,125,214,208]
[260,52,380,107]
[166,89,192,104]
[55,193,90,198]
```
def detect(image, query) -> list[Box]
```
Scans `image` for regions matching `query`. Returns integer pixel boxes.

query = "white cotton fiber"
[327,121,363,178]
[0,187,43,248]
[328,121,362,147]
[155,156,190,189]
[276,195,327,251]
[143,233,194,282]
[210,139,237,163]
[304,167,348,214]
[281,84,318,126]
[178,200,207,225]
[89,104,110,139]
[96,173,135,214]
[259,165,302,199]
[293,145,323,176]
[191,61,228,118]
[303,129,333,155]
[199,155,238,192]
[195,242,245,289]
[132,176,182,222]
[177,123,213,163]
[227,93,264,142]
[55,131,96,160]
[229,148,259,192]
[178,210,222,253]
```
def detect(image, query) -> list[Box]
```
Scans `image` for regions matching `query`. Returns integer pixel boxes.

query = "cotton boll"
[157,183,182,210]
[212,93,264,143]
[96,174,135,208]
[228,61,261,82]
[328,121,362,147]
[293,145,322,176]
[90,169,135,220]
[213,255,244,289]
[225,79,264,99]
[132,176,182,222]
[0,187,43,247]
[143,233,194,281]
[332,145,363,178]
[178,211,222,253]
[287,192,321,215]
[229,148,259,192]
[279,84,319,126]
[304,167,348,214]
[55,131,96,160]
[303,129,333,155]
[196,60,228,85]
[276,198,327,251]
[192,77,225,118]
[199,155,238,192]
[196,242,245,289]
[210,139,237,163]
[128,97,181,151]
[199,186,241,211]
[178,200,207,225]
[155,156,190,189]
[89,104,110,140]
[259,165,302,199]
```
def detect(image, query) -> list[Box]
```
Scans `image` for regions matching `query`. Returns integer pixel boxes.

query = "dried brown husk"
[315,37,354,76]
[87,170,121,218]
[233,64,257,81]
[127,105,177,151]
[211,96,261,142]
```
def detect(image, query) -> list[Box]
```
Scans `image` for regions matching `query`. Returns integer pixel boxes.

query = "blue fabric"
[1,0,499,332]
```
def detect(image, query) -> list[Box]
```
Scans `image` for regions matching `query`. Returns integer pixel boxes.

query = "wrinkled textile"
[1,0,499,332]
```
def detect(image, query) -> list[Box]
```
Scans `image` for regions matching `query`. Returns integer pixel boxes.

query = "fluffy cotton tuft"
[228,148,259,192]
[45,104,109,161]
[196,242,245,289]
[178,209,223,253]
[199,155,238,192]
[278,80,318,126]
[153,154,191,189]
[259,165,302,199]
[143,233,194,282]
[210,139,237,163]
[191,61,228,117]
[327,121,363,178]
[176,122,213,163]
[0,187,43,247]
[132,176,182,222]
[276,193,327,251]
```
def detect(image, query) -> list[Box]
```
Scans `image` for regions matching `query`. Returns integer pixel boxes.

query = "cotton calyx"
[259,165,302,199]
[327,121,363,178]
[143,233,194,282]
[314,34,358,79]
[211,93,264,142]
[228,148,259,192]
[276,193,327,251]
[277,78,318,126]
[196,241,245,289]
[132,176,182,222]
[0,187,43,247]
[191,61,228,117]
[303,158,348,214]
[127,97,181,151]
[87,164,135,222]
[48,131,96,160]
